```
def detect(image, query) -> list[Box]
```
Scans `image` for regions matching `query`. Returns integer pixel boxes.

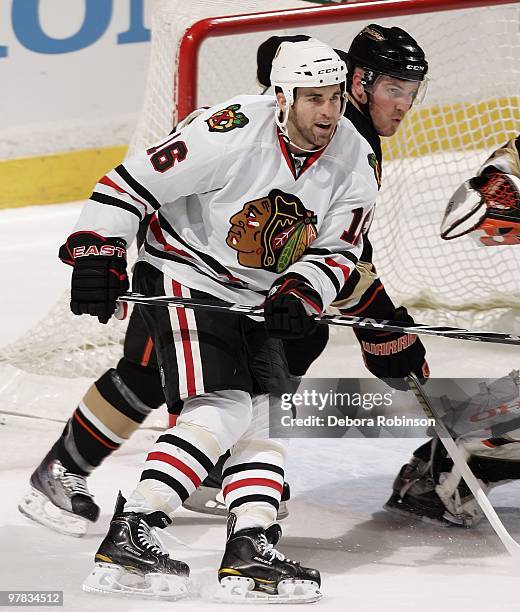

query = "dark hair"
[257,34,311,88]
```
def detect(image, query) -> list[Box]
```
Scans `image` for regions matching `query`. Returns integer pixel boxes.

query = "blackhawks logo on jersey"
[368,153,382,189]
[226,189,318,273]
[206,104,249,133]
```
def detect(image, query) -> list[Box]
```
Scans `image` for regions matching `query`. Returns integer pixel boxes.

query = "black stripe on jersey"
[140,469,190,501]
[228,494,280,512]
[115,164,161,211]
[156,433,214,473]
[307,247,359,265]
[305,260,341,293]
[360,234,374,263]
[90,191,142,220]
[223,462,284,479]
[335,267,362,303]
[158,214,236,278]
[144,242,268,296]
[145,241,204,270]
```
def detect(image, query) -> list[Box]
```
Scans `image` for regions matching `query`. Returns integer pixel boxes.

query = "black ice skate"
[83,492,189,600]
[183,455,291,519]
[384,458,452,525]
[217,514,321,603]
[18,447,99,537]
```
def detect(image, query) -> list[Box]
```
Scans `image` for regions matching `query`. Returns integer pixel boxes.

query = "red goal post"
[177,0,520,121]
[170,0,520,334]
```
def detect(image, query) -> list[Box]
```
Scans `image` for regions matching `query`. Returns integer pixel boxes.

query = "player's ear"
[351,69,368,105]
[276,91,288,112]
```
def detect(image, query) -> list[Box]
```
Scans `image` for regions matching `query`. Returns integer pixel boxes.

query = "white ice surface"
[1,204,520,611]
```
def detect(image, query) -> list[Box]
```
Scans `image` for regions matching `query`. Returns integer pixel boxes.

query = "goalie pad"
[440,172,520,245]
[388,371,520,526]
[434,370,520,456]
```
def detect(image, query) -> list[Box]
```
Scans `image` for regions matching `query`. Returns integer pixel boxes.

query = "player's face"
[368,75,419,137]
[286,85,343,151]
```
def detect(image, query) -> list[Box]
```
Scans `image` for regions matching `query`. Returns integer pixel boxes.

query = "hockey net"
[1,0,519,420]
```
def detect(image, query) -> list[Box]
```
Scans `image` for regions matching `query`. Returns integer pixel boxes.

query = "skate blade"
[383,501,452,527]
[183,487,289,520]
[216,576,321,604]
[183,486,227,516]
[18,488,89,537]
[83,562,189,600]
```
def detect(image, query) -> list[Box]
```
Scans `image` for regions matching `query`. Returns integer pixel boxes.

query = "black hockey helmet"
[347,24,428,84]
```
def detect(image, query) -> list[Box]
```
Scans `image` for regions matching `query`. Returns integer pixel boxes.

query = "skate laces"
[138,519,169,558]
[55,465,92,498]
[258,532,292,563]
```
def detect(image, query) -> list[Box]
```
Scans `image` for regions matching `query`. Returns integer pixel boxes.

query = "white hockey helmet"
[270,38,347,135]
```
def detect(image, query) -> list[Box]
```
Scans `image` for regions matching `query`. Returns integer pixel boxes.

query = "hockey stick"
[117,293,520,347]
[406,374,520,558]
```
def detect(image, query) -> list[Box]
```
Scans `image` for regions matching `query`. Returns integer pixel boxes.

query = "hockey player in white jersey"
[386,135,520,526]
[59,38,379,602]
[257,26,430,387]
[19,24,431,540]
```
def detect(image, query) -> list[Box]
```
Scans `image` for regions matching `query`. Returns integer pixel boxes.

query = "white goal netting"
[1,0,519,421]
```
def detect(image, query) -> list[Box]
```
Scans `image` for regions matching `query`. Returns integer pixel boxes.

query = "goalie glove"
[342,285,429,390]
[59,231,129,324]
[264,274,322,340]
[440,172,520,246]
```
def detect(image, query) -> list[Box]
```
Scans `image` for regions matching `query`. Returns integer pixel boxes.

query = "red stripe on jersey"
[146,451,201,487]
[223,477,283,498]
[324,256,351,282]
[99,175,126,193]
[299,139,328,176]
[343,283,384,316]
[287,288,321,314]
[277,128,329,179]
[99,175,148,209]
[172,280,197,396]
[149,215,194,258]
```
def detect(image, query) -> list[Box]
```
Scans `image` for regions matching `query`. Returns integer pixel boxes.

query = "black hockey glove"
[264,274,323,340]
[342,285,429,390]
[59,232,129,324]
[355,306,429,390]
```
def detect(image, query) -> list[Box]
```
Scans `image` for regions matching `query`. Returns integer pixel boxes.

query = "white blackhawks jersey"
[74,95,379,309]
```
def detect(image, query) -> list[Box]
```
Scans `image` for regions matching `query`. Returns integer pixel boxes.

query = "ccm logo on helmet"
[317,67,340,74]
[406,64,424,71]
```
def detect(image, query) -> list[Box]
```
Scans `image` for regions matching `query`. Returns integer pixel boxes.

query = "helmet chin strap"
[276,93,346,154]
